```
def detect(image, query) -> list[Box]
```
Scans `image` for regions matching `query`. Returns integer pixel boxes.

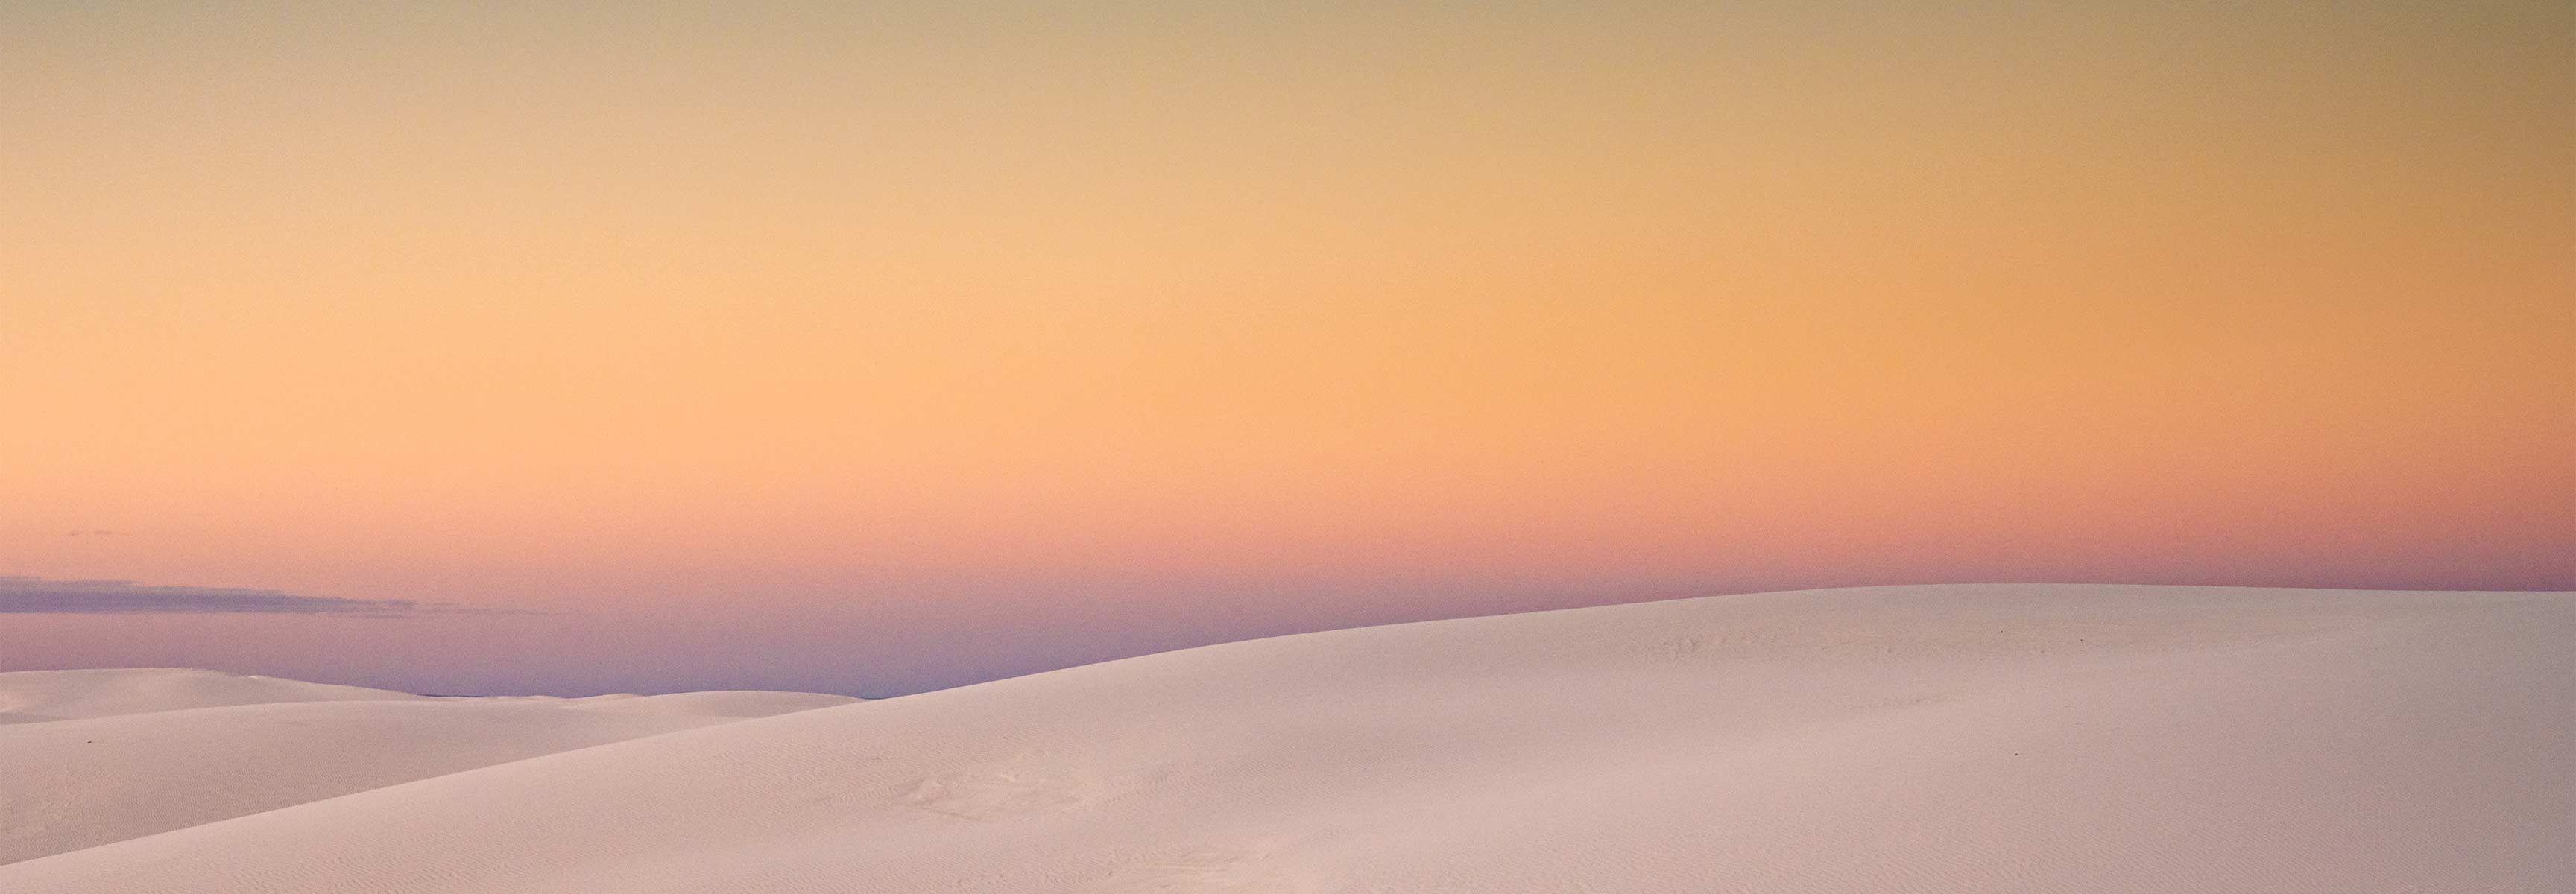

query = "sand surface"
[1,585,2566,892]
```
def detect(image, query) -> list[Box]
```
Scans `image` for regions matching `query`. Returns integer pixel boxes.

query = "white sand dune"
[0,668,429,723]
[1,585,2567,892]
[0,670,858,866]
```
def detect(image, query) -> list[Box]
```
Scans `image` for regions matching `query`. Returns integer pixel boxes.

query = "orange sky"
[2,1,2569,694]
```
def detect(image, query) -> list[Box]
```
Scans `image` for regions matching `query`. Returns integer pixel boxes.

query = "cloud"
[0,576,423,617]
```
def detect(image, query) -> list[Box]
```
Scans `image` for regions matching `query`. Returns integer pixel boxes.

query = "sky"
[2,1,2569,697]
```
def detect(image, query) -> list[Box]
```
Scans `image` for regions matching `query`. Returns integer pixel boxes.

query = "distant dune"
[0,669,859,866]
[2,585,2568,892]
[0,667,433,722]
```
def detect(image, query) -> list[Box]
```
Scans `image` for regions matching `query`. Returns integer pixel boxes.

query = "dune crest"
[0,668,426,722]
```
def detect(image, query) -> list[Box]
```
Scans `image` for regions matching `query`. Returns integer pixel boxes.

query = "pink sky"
[4,1,2569,694]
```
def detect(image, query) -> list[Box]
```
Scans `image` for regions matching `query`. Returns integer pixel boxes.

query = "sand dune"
[0,670,858,866]
[1,585,2567,892]
[0,668,428,723]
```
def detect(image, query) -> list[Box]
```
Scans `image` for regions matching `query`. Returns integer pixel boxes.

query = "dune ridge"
[0,668,429,722]
[1,585,2566,892]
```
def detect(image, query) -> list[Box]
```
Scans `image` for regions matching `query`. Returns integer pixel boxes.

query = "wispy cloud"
[0,576,423,617]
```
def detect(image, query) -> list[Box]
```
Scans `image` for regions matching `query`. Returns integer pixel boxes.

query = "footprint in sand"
[897,767,1110,821]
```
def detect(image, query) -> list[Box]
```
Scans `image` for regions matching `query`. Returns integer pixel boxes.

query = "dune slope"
[2,585,2567,893]
[0,670,859,865]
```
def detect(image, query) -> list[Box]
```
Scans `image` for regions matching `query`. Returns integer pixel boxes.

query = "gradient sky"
[4,1,2569,697]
